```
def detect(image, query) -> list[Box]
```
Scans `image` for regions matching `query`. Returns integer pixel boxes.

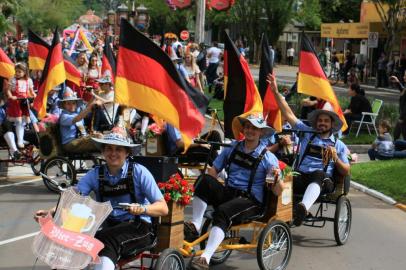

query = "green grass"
[351,159,406,204]
[342,133,375,145]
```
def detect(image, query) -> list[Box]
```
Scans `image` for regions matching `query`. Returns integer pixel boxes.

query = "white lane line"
[0,178,41,188]
[0,231,39,246]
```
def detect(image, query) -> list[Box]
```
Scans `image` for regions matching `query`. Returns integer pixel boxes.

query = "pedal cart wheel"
[257,220,292,270]
[42,157,75,193]
[200,218,232,265]
[154,248,185,270]
[334,195,352,245]
[30,148,43,176]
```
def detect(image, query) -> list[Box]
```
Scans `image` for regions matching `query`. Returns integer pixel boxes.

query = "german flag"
[63,54,82,87]
[33,29,66,119]
[101,36,116,82]
[223,31,263,139]
[28,29,50,70]
[114,19,208,150]
[0,47,15,78]
[298,34,347,132]
[259,34,282,132]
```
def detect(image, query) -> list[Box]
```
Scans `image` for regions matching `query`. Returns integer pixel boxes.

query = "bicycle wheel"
[334,195,352,245]
[257,220,292,270]
[328,68,339,85]
[42,156,76,193]
[154,248,185,270]
[199,218,232,265]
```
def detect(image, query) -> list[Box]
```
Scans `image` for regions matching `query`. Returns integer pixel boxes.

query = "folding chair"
[353,99,383,137]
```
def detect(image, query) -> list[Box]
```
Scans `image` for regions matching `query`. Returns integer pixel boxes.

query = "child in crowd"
[5,63,36,149]
[368,120,406,160]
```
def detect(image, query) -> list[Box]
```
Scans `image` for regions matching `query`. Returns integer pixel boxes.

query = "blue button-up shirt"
[47,93,61,115]
[213,140,279,203]
[77,160,163,223]
[59,109,86,145]
[294,120,349,176]
[165,123,182,155]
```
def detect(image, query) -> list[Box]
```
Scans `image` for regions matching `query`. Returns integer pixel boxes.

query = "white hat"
[307,105,343,133]
[58,87,82,105]
[237,113,275,137]
[91,127,139,148]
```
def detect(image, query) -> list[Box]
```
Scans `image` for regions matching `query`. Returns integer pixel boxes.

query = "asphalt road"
[1,165,406,270]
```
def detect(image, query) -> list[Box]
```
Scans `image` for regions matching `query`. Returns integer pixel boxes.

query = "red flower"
[168,178,176,184]
[181,195,191,205]
[278,160,287,171]
[164,193,171,202]
[180,180,188,187]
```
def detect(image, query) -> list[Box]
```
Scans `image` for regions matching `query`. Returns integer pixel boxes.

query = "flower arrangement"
[278,160,299,179]
[147,123,164,138]
[158,173,194,205]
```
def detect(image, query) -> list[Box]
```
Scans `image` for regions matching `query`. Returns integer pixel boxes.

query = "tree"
[319,0,361,23]
[0,0,20,35]
[371,0,406,56]
[296,0,322,30]
[263,0,296,46]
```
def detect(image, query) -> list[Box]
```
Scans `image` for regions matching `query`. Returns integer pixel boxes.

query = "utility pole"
[195,0,205,43]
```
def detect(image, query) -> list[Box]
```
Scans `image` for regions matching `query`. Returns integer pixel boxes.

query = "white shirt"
[207,47,222,63]
[287,48,295,57]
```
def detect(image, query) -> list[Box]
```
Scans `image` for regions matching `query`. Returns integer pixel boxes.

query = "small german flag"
[298,34,348,132]
[223,31,263,139]
[0,47,15,78]
[28,29,50,70]
[63,54,82,87]
[114,19,208,150]
[259,34,282,132]
[101,36,116,82]
[33,29,66,119]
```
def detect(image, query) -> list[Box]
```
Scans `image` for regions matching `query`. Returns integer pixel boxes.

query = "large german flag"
[63,54,82,86]
[223,31,263,139]
[101,36,116,82]
[298,34,347,132]
[33,29,66,119]
[114,19,208,150]
[259,34,282,132]
[0,47,15,78]
[28,29,50,70]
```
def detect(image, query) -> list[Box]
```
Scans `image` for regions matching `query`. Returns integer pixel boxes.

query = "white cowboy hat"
[307,106,343,133]
[237,113,275,137]
[91,127,139,149]
[57,87,82,106]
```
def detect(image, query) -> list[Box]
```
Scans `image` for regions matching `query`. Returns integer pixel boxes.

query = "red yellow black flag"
[223,31,263,139]
[0,47,15,78]
[101,36,116,82]
[33,29,66,119]
[63,54,82,87]
[298,34,347,132]
[114,19,208,149]
[259,34,282,132]
[28,29,50,70]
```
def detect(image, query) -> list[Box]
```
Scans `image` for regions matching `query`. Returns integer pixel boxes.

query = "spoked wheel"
[334,195,352,245]
[257,220,292,270]
[328,69,339,85]
[154,248,185,270]
[200,218,232,265]
[42,157,76,193]
[30,147,44,176]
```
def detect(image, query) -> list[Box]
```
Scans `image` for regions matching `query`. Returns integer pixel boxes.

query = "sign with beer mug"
[32,188,112,269]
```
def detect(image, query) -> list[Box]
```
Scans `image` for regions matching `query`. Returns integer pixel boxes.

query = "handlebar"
[193,139,232,148]
[280,128,320,134]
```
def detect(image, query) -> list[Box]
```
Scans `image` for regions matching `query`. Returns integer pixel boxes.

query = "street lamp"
[107,9,116,35]
[135,4,150,32]
[116,3,129,35]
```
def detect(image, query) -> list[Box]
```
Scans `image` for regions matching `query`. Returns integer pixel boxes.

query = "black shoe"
[184,221,199,242]
[13,151,22,160]
[294,203,307,226]
[190,257,209,270]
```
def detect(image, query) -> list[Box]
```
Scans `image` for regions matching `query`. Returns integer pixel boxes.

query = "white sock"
[141,116,149,135]
[191,196,207,231]
[15,122,25,147]
[201,226,225,264]
[302,182,321,210]
[3,132,17,152]
[94,256,115,270]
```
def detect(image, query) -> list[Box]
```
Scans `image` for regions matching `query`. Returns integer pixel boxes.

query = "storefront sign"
[368,32,379,48]
[321,23,369,39]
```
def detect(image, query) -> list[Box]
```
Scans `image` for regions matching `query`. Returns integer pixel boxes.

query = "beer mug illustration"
[61,203,95,233]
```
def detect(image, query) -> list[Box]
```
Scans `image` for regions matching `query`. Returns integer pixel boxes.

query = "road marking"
[0,231,39,246]
[0,178,41,188]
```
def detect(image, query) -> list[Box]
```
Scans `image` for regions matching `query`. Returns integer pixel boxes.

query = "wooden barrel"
[155,201,184,252]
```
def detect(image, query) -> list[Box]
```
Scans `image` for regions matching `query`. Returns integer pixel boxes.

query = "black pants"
[95,220,154,263]
[195,175,262,233]
[293,170,334,195]
[206,62,219,86]
[394,120,406,140]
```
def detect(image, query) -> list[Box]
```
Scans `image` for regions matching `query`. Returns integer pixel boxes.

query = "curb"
[350,181,406,212]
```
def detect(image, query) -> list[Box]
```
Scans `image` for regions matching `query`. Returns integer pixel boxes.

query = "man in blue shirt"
[35,128,168,270]
[267,73,350,226]
[187,114,282,270]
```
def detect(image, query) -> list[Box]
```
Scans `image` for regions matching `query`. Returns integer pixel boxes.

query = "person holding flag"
[267,73,350,226]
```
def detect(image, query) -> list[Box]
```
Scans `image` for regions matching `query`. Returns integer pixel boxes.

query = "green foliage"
[15,0,86,34]
[319,0,361,23]
[296,0,322,30]
[351,159,406,204]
